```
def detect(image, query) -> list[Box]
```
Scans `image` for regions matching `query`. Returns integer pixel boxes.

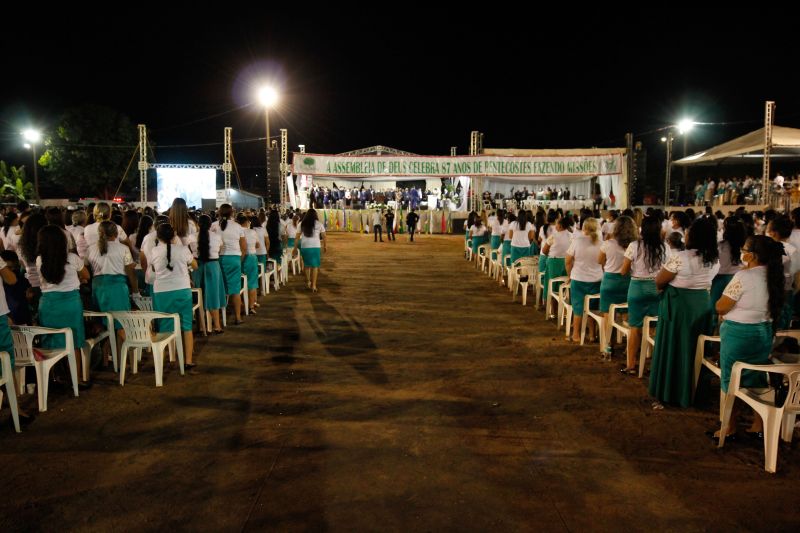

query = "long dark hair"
[267,210,281,253]
[722,217,746,266]
[169,197,190,238]
[640,216,665,272]
[198,214,212,262]
[97,220,118,256]
[155,223,175,271]
[136,215,154,250]
[301,209,319,238]
[517,209,528,231]
[19,212,46,264]
[613,216,638,249]
[3,212,17,237]
[686,216,719,266]
[37,225,69,285]
[45,206,66,229]
[749,235,785,328]
[219,204,233,231]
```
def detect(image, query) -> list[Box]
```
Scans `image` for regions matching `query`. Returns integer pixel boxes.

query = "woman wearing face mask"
[711,235,784,441]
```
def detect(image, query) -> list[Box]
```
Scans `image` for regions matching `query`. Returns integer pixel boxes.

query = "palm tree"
[0,161,35,202]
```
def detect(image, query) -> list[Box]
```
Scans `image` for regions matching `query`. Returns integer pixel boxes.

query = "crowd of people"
[465,203,800,441]
[307,184,455,210]
[0,200,331,423]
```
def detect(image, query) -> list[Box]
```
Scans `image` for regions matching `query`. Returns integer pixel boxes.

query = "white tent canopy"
[674,125,800,166]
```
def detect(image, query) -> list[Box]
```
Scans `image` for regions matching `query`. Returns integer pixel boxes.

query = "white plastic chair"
[280,253,290,284]
[288,249,301,275]
[0,351,20,432]
[638,316,658,378]
[719,363,800,473]
[82,311,117,382]
[476,244,490,271]
[266,259,280,292]
[464,238,473,261]
[692,334,721,406]
[560,283,574,336]
[257,262,267,295]
[534,271,545,307]
[12,325,78,412]
[546,276,569,319]
[609,303,630,346]
[131,294,153,311]
[511,259,536,306]
[240,274,249,315]
[191,288,207,336]
[113,311,184,387]
[580,294,604,346]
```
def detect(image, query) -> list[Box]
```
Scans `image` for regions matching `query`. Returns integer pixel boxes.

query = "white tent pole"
[762,101,775,206]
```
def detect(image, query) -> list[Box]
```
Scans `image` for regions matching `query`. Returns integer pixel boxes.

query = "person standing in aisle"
[385,208,396,241]
[293,209,327,292]
[372,209,383,242]
[406,209,420,242]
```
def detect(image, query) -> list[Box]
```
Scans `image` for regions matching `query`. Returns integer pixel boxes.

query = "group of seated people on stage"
[0,200,327,421]
[465,203,800,440]
[481,186,575,208]
[308,185,452,210]
[693,176,766,206]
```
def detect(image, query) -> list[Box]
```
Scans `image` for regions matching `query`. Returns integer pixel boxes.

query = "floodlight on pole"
[677,119,695,135]
[21,129,42,201]
[258,86,279,205]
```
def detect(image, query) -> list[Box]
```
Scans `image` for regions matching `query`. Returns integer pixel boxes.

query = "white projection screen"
[156,168,217,211]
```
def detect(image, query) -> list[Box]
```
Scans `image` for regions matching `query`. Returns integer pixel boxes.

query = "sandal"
[619,367,637,375]
[249,308,257,315]
[213,329,224,335]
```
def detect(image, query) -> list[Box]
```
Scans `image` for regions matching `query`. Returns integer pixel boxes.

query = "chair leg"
[580,314,587,345]
[16,368,25,396]
[119,345,128,385]
[782,413,797,443]
[67,352,79,397]
[522,283,528,306]
[81,345,91,382]
[153,346,164,387]
[35,365,47,412]
[4,382,20,432]
[109,332,118,373]
[763,412,783,473]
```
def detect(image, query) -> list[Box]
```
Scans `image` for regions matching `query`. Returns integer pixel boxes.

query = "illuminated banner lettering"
[292,153,623,178]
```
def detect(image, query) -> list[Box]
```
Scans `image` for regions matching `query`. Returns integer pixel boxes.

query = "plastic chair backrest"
[11,329,36,365]
[787,371,800,412]
[132,294,153,311]
[113,312,161,344]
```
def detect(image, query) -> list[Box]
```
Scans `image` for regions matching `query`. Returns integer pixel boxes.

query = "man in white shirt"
[372,209,383,242]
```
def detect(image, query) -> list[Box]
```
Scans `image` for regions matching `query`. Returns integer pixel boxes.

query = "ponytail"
[97,220,117,256]
[198,214,211,262]
[156,223,176,272]
[751,235,785,328]
[219,204,233,231]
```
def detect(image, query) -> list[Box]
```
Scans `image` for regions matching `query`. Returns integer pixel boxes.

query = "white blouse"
[470,225,488,238]
[538,225,554,254]
[663,250,720,289]
[88,241,133,276]
[722,266,770,324]
[601,239,626,274]
[490,220,503,237]
[624,240,665,279]
[149,242,193,293]
[501,221,511,241]
[508,221,533,248]
[567,235,603,282]
[546,229,572,258]
[36,253,84,293]
[244,228,260,255]
[717,241,743,276]
[214,220,245,256]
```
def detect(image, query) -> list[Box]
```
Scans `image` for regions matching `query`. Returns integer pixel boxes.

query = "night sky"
[2,8,798,192]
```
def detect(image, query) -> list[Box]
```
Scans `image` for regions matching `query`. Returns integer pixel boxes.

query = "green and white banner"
[292,153,623,179]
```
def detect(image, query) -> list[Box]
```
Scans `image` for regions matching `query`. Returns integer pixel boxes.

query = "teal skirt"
[490,235,502,259]
[719,320,772,393]
[300,247,322,268]
[502,240,511,266]
[710,274,734,330]
[471,234,489,255]
[220,255,243,296]
[196,260,226,311]
[153,288,193,332]
[287,238,295,249]
[257,254,268,270]
[543,257,567,300]
[243,254,259,290]
[92,274,131,330]
[538,254,549,273]
[39,290,85,350]
[649,286,713,407]
[627,279,659,327]
[570,280,601,316]
[0,315,13,372]
[529,242,540,257]
[600,272,631,312]
[510,245,531,264]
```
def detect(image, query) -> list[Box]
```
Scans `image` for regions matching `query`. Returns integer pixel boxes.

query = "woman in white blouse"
[620,216,666,373]
[214,204,247,324]
[566,218,603,342]
[650,216,720,408]
[598,216,636,357]
[36,226,91,385]
[469,217,490,264]
[541,215,573,306]
[711,217,746,331]
[507,209,535,264]
[712,235,785,440]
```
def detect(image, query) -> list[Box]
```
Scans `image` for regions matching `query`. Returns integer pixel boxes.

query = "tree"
[0,161,35,202]
[38,105,138,198]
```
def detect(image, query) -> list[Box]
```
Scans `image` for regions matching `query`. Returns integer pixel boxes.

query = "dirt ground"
[1,232,798,532]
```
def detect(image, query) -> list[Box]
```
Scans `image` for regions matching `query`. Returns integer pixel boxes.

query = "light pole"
[678,119,695,185]
[22,129,42,201]
[259,86,279,205]
[662,132,674,207]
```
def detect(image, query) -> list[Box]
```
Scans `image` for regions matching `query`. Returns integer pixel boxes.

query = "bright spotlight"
[258,86,279,108]
[677,119,695,135]
[22,129,42,143]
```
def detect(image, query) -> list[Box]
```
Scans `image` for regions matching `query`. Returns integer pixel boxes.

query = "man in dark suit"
[406,209,420,242]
